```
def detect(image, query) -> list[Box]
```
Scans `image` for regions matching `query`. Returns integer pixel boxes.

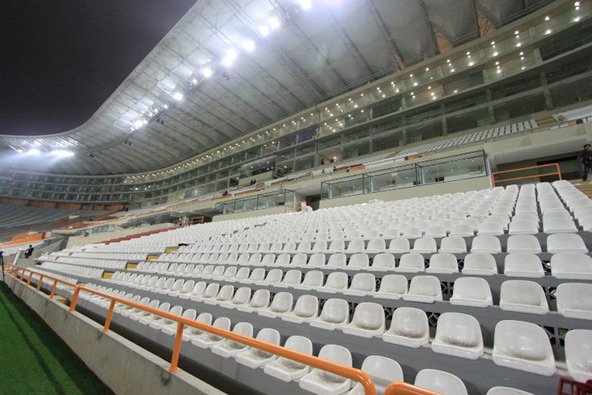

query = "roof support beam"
[366,0,408,70]
[418,0,441,56]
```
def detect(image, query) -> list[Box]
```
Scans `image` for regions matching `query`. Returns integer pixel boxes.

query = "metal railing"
[4,264,438,395]
[491,163,562,187]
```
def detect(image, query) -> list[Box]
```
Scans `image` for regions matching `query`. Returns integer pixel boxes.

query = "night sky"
[0,0,196,136]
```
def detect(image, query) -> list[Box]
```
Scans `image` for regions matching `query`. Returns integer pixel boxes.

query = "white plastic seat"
[439,236,467,253]
[259,292,293,318]
[432,312,484,359]
[307,253,326,268]
[328,240,346,253]
[327,253,347,268]
[320,272,349,293]
[348,254,369,270]
[509,220,539,235]
[188,282,207,300]
[243,268,266,283]
[382,307,429,348]
[504,253,544,278]
[556,283,592,319]
[346,356,403,395]
[182,312,213,341]
[291,253,308,267]
[477,222,505,236]
[344,273,376,296]
[282,295,319,323]
[276,269,302,288]
[262,269,283,285]
[499,280,549,314]
[371,253,396,271]
[543,217,578,233]
[224,287,252,309]
[551,253,592,280]
[388,238,410,253]
[299,345,353,395]
[450,277,493,307]
[276,253,291,266]
[373,274,408,300]
[342,302,385,338]
[396,253,425,273]
[412,237,437,253]
[492,320,556,376]
[462,253,498,275]
[264,336,313,382]
[310,298,349,330]
[547,234,588,253]
[424,226,447,238]
[162,308,196,336]
[297,241,312,253]
[426,253,459,274]
[190,317,232,348]
[211,322,254,358]
[403,276,442,303]
[471,235,502,253]
[261,254,276,267]
[366,238,386,253]
[299,270,325,289]
[235,327,281,368]
[565,329,592,383]
[346,239,365,253]
[414,369,468,395]
[449,224,474,237]
[507,235,542,254]
[486,387,534,395]
[237,289,270,313]
[401,226,422,239]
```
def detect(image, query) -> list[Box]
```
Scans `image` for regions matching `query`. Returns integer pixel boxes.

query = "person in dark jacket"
[579,144,592,181]
[24,245,34,258]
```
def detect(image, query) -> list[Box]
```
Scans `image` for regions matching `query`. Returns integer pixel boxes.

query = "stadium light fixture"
[268,17,281,30]
[300,0,312,10]
[201,67,213,78]
[242,39,256,53]
[173,92,184,101]
[52,150,75,158]
[26,148,41,155]
[222,48,238,67]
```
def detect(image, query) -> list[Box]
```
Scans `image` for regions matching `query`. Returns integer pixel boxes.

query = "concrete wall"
[212,206,292,222]
[5,276,225,395]
[66,223,173,248]
[319,176,491,209]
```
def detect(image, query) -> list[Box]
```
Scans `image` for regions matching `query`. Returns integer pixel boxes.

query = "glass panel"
[418,152,487,184]
[367,166,417,193]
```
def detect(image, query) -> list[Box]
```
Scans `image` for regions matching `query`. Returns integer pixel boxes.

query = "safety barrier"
[491,163,562,187]
[5,265,442,395]
[3,264,437,395]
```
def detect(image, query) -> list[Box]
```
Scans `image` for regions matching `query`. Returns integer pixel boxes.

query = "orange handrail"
[5,265,384,394]
[385,382,440,395]
[491,163,561,187]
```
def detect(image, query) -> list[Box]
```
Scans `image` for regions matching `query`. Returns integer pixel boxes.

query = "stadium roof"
[0,0,552,175]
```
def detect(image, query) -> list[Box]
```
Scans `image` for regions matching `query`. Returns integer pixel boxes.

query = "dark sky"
[0,0,196,136]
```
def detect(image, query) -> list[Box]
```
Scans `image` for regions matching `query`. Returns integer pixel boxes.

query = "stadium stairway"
[570,180,592,199]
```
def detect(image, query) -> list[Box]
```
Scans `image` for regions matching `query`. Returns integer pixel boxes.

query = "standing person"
[24,245,34,259]
[580,144,592,181]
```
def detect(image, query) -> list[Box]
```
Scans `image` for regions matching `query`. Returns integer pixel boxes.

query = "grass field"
[0,282,113,395]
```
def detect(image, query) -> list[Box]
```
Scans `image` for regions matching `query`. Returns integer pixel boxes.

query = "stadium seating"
[30,181,592,394]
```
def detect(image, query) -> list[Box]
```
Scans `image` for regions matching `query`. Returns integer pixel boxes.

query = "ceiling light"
[242,39,256,53]
[52,150,75,158]
[268,17,281,30]
[258,25,270,37]
[201,67,213,78]
[222,48,238,67]
[173,92,184,101]
[300,0,312,10]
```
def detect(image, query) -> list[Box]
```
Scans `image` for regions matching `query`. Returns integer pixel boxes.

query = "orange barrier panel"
[6,265,405,395]
[385,382,440,395]
[491,163,562,187]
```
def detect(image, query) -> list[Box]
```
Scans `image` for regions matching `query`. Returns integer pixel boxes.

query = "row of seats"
[167,233,588,255]
[78,281,591,392]
[128,251,592,280]
[108,270,591,318]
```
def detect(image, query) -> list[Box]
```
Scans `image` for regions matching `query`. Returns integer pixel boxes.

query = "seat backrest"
[327,253,347,267]
[389,307,428,339]
[250,289,271,308]
[409,276,442,299]
[293,295,319,318]
[352,302,385,330]
[415,369,468,395]
[348,253,369,268]
[435,312,483,349]
[269,292,293,313]
[361,356,404,392]
[256,327,281,345]
[451,277,492,304]
[302,270,324,287]
[463,253,498,275]
[320,298,349,324]
[494,320,554,363]
[284,335,313,355]
[372,253,396,270]
[399,253,425,270]
[324,272,348,289]
[350,273,376,292]
[378,274,408,295]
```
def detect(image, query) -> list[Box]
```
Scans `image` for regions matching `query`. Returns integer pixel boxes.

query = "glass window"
[343,140,370,159]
